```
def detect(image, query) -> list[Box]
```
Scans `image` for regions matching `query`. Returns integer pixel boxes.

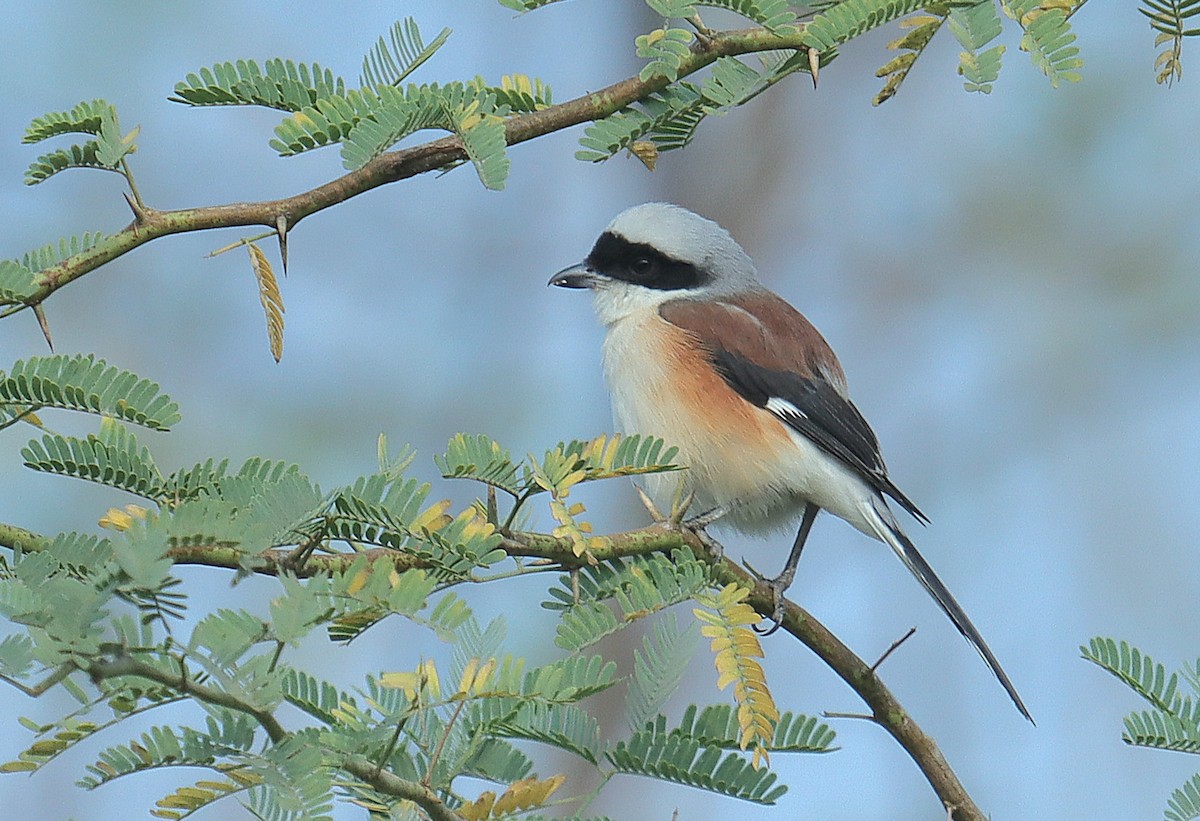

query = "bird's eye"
[629,257,655,277]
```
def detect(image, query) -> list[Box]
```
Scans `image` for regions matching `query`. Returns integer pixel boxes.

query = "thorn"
[808,47,820,89]
[688,14,714,47]
[275,214,289,276]
[122,191,148,224]
[822,710,877,723]
[870,626,917,673]
[634,483,665,523]
[32,303,53,350]
[669,489,696,526]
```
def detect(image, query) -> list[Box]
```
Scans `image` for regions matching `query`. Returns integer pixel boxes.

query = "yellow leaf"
[420,658,441,698]
[248,242,285,362]
[601,433,622,468]
[378,671,418,695]
[345,566,372,596]
[99,507,133,531]
[899,14,940,28]
[411,499,453,532]
[457,658,481,697]
[98,504,149,532]
[502,74,533,95]
[472,657,497,695]
[458,791,496,821]
[557,468,588,492]
[455,509,497,540]
[379,659,440,700]
[493,775,566,815]
[628,140,659,171]
[0,761,37,773]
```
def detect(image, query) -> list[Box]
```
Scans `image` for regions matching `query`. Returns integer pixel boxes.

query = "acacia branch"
[0,517,984,819]
[85,650,465,820]
[87,651,288,744]
[0,22,987,816]
[14,26,807,310]
[341,755,464,821]
[719,559,986,821]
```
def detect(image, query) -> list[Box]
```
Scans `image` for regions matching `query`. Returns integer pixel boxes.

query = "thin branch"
[0,663,74,697]
[11,27,805,310]
[340,755,464,821]
[822,711,877,722]
[0,405,44,433]
[0,517,987,819]
[86,651,288,744]
[86,650,462,820]
[424,698,467,787]
[716,559,987,821]
[872,626,918,672]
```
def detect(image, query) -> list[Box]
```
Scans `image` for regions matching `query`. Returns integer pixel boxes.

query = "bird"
[549,202,1031,722]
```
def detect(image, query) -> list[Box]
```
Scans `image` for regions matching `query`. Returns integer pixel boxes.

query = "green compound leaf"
[949,0,1007,94]
[0,355,181,430]
[1001,0,1083,87]
[170,59,346,111]
[802,0,928,52]
[23,99,117,143]
[360,18,452,88]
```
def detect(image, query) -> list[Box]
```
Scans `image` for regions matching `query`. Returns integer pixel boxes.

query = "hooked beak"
[548,262,605,289]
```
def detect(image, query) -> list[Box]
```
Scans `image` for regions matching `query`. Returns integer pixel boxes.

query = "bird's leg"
[748,503,819,636]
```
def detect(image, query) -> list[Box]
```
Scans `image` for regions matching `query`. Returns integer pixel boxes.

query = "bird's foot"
[690,527,727,563]
[742,560,795,636]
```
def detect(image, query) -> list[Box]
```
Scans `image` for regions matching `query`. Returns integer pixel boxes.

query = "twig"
[87,650,288,744]
[0,517,989,820]
[872,626,917,673]
[340,755,463,821]
[718,555,987,821]
[11,27,808,310]
[822,711,877,722]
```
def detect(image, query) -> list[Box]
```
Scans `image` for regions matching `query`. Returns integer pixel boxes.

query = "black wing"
[710,349,928,524]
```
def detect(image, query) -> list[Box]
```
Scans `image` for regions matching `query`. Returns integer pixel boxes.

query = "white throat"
[589,280,698,327]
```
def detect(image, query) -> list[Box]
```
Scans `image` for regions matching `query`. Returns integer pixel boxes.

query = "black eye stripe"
[584,232,710,291]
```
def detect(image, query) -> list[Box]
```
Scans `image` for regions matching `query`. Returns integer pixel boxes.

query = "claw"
[752,576,789,636]
[743,560,792,635]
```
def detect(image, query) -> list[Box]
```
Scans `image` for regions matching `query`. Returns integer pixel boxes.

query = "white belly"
[600,310,881,537]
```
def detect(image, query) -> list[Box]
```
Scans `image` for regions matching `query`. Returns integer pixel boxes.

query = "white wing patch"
[765,396,806,420]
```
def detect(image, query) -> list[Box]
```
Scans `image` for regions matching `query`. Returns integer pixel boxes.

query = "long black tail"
[865,498,1033,723]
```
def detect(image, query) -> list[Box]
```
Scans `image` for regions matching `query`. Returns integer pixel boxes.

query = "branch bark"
[0,22,986,819]
[14,26,807,310]
[0,517,985,820]
[86,649,466,821]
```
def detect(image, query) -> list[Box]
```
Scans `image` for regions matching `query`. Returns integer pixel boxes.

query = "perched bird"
[550,202,1031,722]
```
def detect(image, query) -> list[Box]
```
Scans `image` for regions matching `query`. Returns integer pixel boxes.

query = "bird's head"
[549,202,759,324]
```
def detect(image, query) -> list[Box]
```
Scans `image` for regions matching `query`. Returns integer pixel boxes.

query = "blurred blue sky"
[2,2,1199,819]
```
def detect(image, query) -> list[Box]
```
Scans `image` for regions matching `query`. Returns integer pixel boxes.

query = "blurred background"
[1,2,1197,819]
